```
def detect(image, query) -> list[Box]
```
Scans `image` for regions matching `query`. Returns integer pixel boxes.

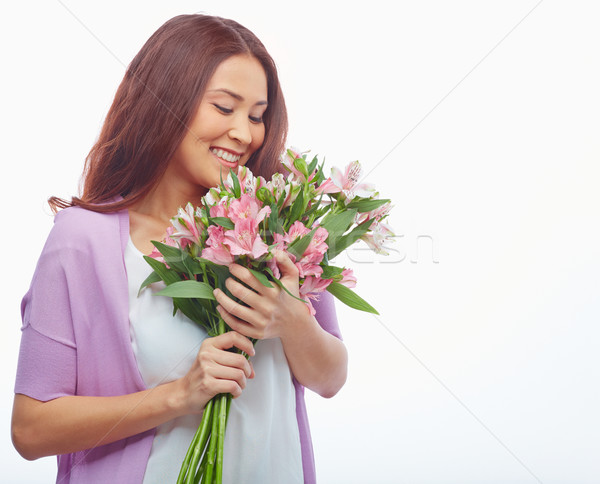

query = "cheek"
[251,125,266,152]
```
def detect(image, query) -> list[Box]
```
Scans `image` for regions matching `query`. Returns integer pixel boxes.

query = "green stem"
[202,396,220,484]
[225,394,232,426]
[183,399,214,484]
[177,420,201,484]
[218,315,225,335]
[193,447,210,484]
[214,393,231,484]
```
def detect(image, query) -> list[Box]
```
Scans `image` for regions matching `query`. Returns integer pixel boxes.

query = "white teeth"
[211,148,241,163]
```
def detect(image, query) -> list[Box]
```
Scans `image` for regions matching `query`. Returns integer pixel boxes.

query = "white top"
[124,238,303,484]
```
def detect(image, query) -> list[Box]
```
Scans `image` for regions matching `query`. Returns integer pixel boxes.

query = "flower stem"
[176,419,200,484]
[215,393,231,484]
[202,396,220,484]
[193,446,210,484]
[181,398,214,484]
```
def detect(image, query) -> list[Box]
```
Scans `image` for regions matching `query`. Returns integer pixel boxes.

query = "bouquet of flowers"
[141,148,393,484]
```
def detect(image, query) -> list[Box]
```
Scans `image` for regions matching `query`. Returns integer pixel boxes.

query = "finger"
[218,305,261,340]
[228,263,272,295]
[210,365,248,391]
[210,331,255,357]
[214,288,258,326]
[225,277,262,308]
[209,377,244,399]
[208,347,253,378]
[274,250,299,281]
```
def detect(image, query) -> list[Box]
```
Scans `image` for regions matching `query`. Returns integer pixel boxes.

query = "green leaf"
[303,192,325,219]
[327,218,375,260]
[231,170,241,198]
[143,255,182,285]
[210,217,235,230]
[320,265,344,279]
[143,256,212,326]
[194,258,231,291]
[248,268,274,288]
[137,270,161,296]
[256,186,273,204]
[314,159,327,186]
[154,280,216,299]
[307,155,319,175]
[276,187,288,209]
[345,198,390,213]
[320,209,357,244]
[149,241,191,275]
[287,226,317,260]
[293,156,309,178]
[326,282,379,314]
[268,202,282,235]
[264,267,307,303]
[287,189,305,226]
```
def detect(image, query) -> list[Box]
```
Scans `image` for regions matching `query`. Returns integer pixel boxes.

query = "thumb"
[274,250,299,280]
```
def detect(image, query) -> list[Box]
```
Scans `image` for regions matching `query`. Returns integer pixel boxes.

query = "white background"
[1,1,599,483]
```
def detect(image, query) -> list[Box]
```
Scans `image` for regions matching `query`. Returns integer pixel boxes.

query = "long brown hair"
[49,14,288,213]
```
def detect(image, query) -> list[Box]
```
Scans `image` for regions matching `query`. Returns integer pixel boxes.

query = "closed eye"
[214,103,263,124]
[213,104,232,114]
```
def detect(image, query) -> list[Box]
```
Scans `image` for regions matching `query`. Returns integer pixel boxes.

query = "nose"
[228,114,252,146]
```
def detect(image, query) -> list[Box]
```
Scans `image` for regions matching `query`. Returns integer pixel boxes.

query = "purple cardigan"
[15,206,341,483]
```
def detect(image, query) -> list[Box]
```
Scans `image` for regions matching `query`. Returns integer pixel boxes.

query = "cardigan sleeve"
[15,220,78,401]
[312,290,342,339]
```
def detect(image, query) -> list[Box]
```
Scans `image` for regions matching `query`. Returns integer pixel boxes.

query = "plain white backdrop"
[1,1,599,483]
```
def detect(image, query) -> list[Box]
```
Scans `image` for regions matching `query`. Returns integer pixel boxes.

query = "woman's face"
[166,54,268,197]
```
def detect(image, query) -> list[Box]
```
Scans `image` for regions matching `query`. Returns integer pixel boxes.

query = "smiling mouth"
[210,148,242,164]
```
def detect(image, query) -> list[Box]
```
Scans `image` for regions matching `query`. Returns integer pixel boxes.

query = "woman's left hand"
[213,250,307,341]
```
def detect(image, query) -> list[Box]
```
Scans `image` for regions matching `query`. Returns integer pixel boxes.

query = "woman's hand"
[213,250,308,341]
[12,332,253,462]
[176,331,255,415]
[213,251,348,398]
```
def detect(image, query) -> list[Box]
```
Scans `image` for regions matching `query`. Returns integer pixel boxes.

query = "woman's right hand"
[177,331,255,415]
[12,331,255,460]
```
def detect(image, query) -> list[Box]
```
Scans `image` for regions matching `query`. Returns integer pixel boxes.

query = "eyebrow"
[208,88,268,106]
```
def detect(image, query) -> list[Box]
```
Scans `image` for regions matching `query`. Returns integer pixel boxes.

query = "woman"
[11,14,347,483]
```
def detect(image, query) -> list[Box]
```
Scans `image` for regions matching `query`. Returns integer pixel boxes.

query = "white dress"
[124,238,304,484]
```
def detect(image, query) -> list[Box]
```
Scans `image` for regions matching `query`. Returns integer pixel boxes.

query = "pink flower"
[284,222,329,278]
[209,199,230,219]
[281,147,317,183]
[339,268,357,288]
[315,177,340,194]
[284,220,310,243]
[222,166,268,197]
[170,203,204,247]
[360,221,395,255]
[295,259,323,278]
[228,193,270,225]
[223,218,269,259]
[202,225,234,265]
[148,227,179,265]
[317,161,375,201]
[204,187,224,206]
[299,276,332,316]
[306,226,329,257]
[266,234,288,278]
[300,275,332,295]
[266,173,301,208]
[355,201,393,225]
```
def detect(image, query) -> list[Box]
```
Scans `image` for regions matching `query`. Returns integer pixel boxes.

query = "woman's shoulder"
[48,205,127,251]
[54,205,121,226]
